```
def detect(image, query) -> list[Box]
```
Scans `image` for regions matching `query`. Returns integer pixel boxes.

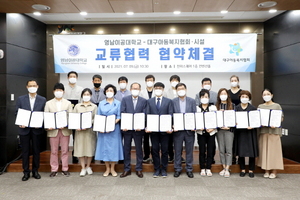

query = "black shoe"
[249,172,255,178]
[168,157,174,163]
[186,171,194,178]
[62,171,70,177]
[72,157,78,164]
[49,172,58,178]
[22,173,30,181]
[212,159,216,164]
[32,172,41,179]
[240,172,246,177]
[174,171,181,178]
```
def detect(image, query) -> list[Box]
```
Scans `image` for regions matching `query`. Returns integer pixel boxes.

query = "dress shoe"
[49,172,58,178]
[136,171,143,178]
[111,171,118,177]
[61,171,70,177]
[22,173,30,181]
[103,171,110,177]
[174,171,181,178]
[32,172,41,179]
[240,172,246,177]
[249,172,255,178]
[186,171,194,178]
[120,171,131,178]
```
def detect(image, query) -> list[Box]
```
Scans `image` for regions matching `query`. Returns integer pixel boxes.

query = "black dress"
[235,103,259,158]
[228,89,242,106]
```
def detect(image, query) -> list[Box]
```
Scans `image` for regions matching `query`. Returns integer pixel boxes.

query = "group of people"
[16,71,284,181]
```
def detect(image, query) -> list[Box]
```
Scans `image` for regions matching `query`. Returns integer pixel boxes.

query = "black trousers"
[197,133,215,170]
[20,130,41,174]
[239,157,256,171]
[168,134,174,159]
[143,132,151,159]
[150,133,169,171]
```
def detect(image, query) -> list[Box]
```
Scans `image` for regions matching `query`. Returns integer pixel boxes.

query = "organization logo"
[68,44,80,56]
[229,43,243,56]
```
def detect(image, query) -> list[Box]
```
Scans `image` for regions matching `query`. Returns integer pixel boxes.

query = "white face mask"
[220,95,228,101]
[177,90,186,97]
[146,81,154,88]
[154,89,163,96]
[263,95,272,102]
[203,85,211,90]
[119,83,127,89]
[131,90,140,97]
[240,98,249,104]
[69,77,77,84]
[54,91,64,99]
[82,95,91,102]
[200,98,209,104]
[106,92,114,98]
[171,81,179,88]
[28,87,38,94]
[231,81,238,87]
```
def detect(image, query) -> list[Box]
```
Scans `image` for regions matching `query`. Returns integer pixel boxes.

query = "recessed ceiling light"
[127,12,134,15]
[207,28,213,32]
[269,9,277,13]
[258,1,277,8]
[33,12,41,16]
[170,28,176,31]
[80,12,87,15]
[9,13,19,18]
[221,10,228,14]
[32,4,51,11]
[98,30,104,34]
[134,28,139,32]
[293,10,300,15]
[243,29,251,33]
[173,11,181,15]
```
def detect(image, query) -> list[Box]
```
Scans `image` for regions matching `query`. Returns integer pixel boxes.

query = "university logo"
[229,43,243,56]
[68,44,80,56]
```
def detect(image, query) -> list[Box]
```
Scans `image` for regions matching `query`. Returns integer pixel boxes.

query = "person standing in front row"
[172,83,196,178]
[44,83,73,178]
[90,74,105,106]
[257,88,284,179]
[73,88,97,177]
[216,88,235,178]
[235,90,258,178]
[140,74,156,163]
[120,82,147,178]
[95,84,124,177]
[146,82,173,178]
[15,80,46,181]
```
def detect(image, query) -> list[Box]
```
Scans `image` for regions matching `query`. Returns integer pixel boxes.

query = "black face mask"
[94,83,101,88]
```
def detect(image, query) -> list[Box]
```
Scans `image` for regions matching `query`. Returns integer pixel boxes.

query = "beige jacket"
[44,98,73,137]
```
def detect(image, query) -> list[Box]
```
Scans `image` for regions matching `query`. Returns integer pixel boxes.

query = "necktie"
[133,98,137,110]
[156,98,161,110]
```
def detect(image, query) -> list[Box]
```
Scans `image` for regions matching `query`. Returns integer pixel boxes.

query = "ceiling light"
[80,12,87,15]
[221,10,228,14]
[33,12,41,16]
[9,13,19,18]
[32,4,51,11]
[206,28,213,32]
[269,9,277,13]
[98,30,104,34]
[243,29,251,33]
[258,1,277,8]
[127,12,134,15]
[173,11,181,15]
[134,28,139,32]
[293,10,300,15]
[170,28,176,31]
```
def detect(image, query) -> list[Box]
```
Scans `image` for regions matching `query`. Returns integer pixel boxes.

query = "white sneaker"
[206,169,212,177]
[219,169,226,176]
[86,167,93,175]
[80,169,87,177]
[224,170,230,178]
[200,169,206,176]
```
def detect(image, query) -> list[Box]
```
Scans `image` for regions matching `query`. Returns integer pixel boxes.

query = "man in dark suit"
[15,80,46,181]
[172,83,196,178]
[146,82,173,178]
[120,82,147,178]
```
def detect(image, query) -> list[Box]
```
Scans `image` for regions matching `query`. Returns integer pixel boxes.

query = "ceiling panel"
[71,0,114,13]
[33,0,79,13]
[153,0,196,12]
[109,0,153,13]
[229,0,265,11]
[0,0,36,13]
[193,0,234,12]
[273,0,300,10]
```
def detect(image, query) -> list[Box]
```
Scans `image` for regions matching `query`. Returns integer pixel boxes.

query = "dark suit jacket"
[121,95,147,114]
[16,94,46,135]
[172,96,196,113]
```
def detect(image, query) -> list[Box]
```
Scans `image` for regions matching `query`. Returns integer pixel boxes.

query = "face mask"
[200,98,209,104]
[146,81,154,87]
[177,90,186,97]
[106,92,114,98]
[220,95,228,101]
[94,83,101,88]
[69,77,77,84]
[131,90,140,97]
[263,95,272,102]
[54,91,63,99]
[240,98,249,104]
[28,87,37,94]
[171,81,179,88]
[119,83,127,89]
[203,85,211,90]
[82,95,91,102]
[154,89,163,96]
[231,81,238,87]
